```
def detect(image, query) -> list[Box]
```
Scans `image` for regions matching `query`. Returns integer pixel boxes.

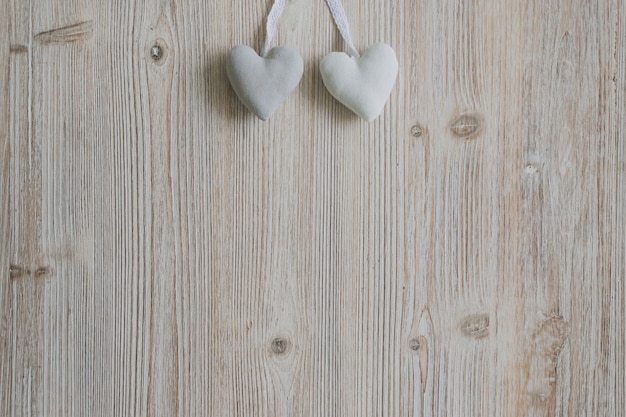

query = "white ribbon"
[262,0,286,56]
[262,0,359,58]
[324,0,360,57]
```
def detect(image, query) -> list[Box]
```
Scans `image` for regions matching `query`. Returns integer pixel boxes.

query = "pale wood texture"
[1,0,625,416]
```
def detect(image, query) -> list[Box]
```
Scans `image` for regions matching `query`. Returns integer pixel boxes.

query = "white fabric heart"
[320,43,398,122]
[226,45,303,120]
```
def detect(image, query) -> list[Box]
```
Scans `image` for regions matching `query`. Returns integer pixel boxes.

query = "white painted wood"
[1,0,624,416]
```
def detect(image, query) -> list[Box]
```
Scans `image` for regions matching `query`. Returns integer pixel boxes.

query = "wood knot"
[408,335,429,390]
[150,45,163,61]
[10,44,28,54]
[410,124,423,137]
[34,266,51,279]
[148,39,168,65]
[9,264,51,280]
[450,114,483,138]
[527,316,570,399]
[524,164,539,174]
[459,313,490,339]
[9,264,28,280]
[409,336,427,352]
[270,337,290,355]
[531,316,569,357]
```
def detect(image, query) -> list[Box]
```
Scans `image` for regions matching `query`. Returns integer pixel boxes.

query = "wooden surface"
[1,0,625,415]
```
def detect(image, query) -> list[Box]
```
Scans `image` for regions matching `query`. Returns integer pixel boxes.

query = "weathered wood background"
[1,0,624,415]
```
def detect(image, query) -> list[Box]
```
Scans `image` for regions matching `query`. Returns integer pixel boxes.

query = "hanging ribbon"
[261,0,286,56]
[324,0,360,57]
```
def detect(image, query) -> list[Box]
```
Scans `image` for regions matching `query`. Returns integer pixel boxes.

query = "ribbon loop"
[262,0,286,56]
[324,0,360,57]
[262,0,359,58]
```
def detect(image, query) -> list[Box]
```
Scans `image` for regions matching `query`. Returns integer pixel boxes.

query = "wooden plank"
[0,0,624,416]
[0,0,11,411]
[3,0,46,415]
[400,1,502,416]
[496,1,625,416]
[5,0,100,415]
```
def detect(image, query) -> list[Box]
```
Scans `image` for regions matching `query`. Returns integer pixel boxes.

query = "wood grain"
[1,0,624,416]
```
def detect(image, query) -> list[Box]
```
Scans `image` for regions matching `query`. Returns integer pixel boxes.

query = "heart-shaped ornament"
[226,45,304,120]
[320,43,398,122]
